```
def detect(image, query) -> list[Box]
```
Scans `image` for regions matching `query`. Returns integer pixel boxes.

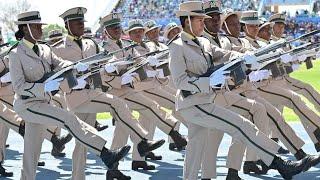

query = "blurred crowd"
[114,0,260,23]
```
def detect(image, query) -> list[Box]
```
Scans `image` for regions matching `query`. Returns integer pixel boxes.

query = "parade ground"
[2,120,320,180]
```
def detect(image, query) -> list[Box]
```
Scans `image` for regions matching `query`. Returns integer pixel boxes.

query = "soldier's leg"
[200,129,224,179]
[257,85,320,149]
[284,76,320,112]
[124,92,186,149]
[72,113,96,180]
[75,92,164,170]
[20,122,45,180]
[183,123,207,180]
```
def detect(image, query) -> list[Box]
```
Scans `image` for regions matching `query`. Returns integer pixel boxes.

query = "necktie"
[192,38,200,46]
[116,40,123,49]
[212,36,221,48]
[74,39,83,50]
[32,44,39,56]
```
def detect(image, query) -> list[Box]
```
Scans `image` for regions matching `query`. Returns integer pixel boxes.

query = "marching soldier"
[53,7,165,179]
[100,13,186,170]
[169,1,320,180]
[8,10,132,180]
[163,22,182,44]
[144,20,187,151]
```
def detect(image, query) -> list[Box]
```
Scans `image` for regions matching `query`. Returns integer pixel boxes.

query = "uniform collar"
[245,35,256,42]
[22,38,36,49]
[181,31,201,47]
[257,37,269,43]
[271,35,280,41]
[67,34,82,41]
[183,31,196,40]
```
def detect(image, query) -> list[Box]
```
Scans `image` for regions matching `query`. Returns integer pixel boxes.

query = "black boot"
[256,160,270,174]
[315,142,320,152]
[50,134,72,157]
[271,138,279,143]
[277,147,290,155]
[106,169,131,180]
[137,139,165,157]
[37,161,45,166]
[18,122,25,137]
[169,130,187,151]
[169,143,177,151]
[294,149,307,160]
[243,161,265,174]
[101,146,131,169]
[132,161,155,171]
[95,121,108,132]
[226,168,242,180]
[0,164,13,177]
[269,155,320,179]
[145,152,162,161]
[169,143,185,152]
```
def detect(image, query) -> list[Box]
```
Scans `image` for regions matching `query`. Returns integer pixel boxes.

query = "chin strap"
[26,24,40,42]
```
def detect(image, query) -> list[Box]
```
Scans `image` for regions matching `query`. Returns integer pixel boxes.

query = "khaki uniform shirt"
[52,35,99,110]
[9,39,71,112]
[169,32,239,110]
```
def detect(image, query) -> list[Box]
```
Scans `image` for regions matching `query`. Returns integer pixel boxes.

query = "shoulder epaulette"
[7,42,20,54]
[167,34,181,46]
[83,36,100,53]
[51,39,64,47]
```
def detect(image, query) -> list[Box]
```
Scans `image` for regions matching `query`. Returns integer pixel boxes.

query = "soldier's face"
[224,15,241,37]
[67,19,84,37]
[106,26,122,40]
[204,13,221,33]
[188,16,205,36]
[245,24,259,38]
[24,24,43,40]
[129,29,145,43]
[257,25,271,41]
[273,22,285,37]
[146,28,160,42]
[167,27,181,40]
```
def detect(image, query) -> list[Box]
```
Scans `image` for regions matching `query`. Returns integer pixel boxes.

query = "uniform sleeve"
[211,45,242,64]
[169,43,210,93]
[50,50,73,70]
[9,52,46,98]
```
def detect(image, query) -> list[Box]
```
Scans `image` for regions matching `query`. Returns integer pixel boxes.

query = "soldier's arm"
[9,52,46,98]
[169,42,211,94]
[211,44,242,63]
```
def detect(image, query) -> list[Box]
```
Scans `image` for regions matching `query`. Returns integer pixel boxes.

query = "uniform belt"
[71,84,91,92]
[21,95,31,100]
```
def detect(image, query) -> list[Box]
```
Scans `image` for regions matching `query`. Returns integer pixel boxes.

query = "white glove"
[292,64,300,71]
[259,70,271,80]
[0,72,11,83]
[104,63,118,73]
[248,71,260,82]
[146,70,158,78]
[280,54,293,63]
[209,71,228,88]
[72,78,87,90]
[44,78,63,92]
[121,74,134,85]
[74,62,89,72]
[147,56,159,66]
[297,54,307,62]
[243,53,257,65]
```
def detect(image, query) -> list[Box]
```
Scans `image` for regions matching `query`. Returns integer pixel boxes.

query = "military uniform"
[9,11,132,180]
[115,19,184,146]
[168,2,284,175]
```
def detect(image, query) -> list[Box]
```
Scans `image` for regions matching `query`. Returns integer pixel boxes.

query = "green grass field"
[97,61,320,122]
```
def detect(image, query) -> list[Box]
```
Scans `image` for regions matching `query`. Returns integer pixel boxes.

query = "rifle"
[254,30,320,56]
